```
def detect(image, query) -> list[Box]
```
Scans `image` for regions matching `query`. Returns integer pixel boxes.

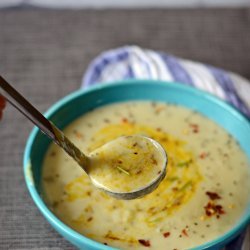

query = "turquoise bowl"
[23,80,250,250]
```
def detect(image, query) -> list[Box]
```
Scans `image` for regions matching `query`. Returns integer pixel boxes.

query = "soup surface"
[42,101,250,250]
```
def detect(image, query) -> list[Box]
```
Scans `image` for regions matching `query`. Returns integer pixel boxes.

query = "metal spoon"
[0,76,167,199]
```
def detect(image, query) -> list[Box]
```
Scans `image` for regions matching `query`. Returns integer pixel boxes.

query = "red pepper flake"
[136,170,142,175]
[50,151,56,157]
[151,155,157,165]
[199,152,208,159]
[122,118,128,123]
[204,201,225,217]
[182,229,188,237]
[156,127,162,132]
[215,205,225,214]
[189,123,199,133]
[73,130,84,139]
[163,232,171,238]
[87,217,93,222]
[206,191,221,200]
[138,239,151,247]
[86,191,92,196]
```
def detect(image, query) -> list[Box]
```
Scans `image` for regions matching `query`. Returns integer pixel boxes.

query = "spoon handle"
[0,75,88,169]
[0,76,56,141]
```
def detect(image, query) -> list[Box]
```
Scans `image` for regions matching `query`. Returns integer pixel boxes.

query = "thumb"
[0,95,6,119]
[0,95,6,108]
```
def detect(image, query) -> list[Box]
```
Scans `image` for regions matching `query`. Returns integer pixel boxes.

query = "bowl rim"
[23,79,250,250]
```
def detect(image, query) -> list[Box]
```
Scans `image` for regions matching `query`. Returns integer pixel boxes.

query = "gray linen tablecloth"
[0,8,250,249]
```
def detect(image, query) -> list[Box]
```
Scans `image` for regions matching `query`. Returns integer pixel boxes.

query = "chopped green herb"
[148,217,163,223]
[116,166,130,175]
[168,176,179,182]
[177,159,192,167]
[179,181,192,191]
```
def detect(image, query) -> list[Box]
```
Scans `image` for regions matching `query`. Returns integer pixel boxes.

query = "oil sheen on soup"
[42,101,250,250]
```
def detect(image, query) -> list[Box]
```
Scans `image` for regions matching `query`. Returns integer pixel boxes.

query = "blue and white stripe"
[82,46,250,119]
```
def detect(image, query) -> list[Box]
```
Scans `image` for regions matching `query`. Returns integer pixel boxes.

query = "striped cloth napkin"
[81,46,250,250]
[82,46,250,119]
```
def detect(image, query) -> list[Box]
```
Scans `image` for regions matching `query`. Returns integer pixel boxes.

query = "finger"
[0,95,6,109]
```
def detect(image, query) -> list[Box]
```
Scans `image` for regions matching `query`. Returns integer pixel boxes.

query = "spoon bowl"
[88,135,167,199]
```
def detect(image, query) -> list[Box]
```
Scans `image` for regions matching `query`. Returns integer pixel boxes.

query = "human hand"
[0,94,6,119]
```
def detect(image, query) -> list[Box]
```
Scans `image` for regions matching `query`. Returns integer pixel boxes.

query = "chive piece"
[177,159,192,167]
[148,217,163,223]
[168,176,179,182]
[179,181,192,191]
[116,166,130,175]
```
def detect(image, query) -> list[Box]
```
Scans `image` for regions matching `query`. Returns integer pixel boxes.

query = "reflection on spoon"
[0,75,167,199]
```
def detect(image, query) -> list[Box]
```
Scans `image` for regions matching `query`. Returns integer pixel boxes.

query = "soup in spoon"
[88,135,167,199]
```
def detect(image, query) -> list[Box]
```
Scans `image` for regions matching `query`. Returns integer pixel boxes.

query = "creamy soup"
[42,101,250,250]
